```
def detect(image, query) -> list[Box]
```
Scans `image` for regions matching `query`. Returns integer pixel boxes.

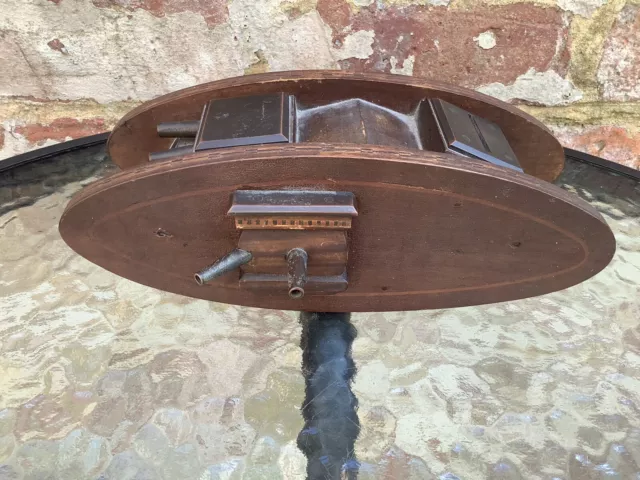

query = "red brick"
[15,118,107,144]
[92,0,228,27]
[47,38,67,54]
[556,126,640,169]
[317,0,352,32]
[322,1,569,88]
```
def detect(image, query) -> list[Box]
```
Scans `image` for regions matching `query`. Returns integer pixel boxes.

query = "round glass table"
[0,143,638,479]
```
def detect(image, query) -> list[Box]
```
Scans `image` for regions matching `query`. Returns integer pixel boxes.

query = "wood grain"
[59,144,615,312]
[108,71,564,182]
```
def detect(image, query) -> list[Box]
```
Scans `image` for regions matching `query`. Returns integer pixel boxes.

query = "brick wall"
[1,0,638,168]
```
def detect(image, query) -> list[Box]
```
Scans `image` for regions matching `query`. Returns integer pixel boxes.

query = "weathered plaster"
[556,0,607,16]
[333,29,376,60]
[597,5,640,101]
[349,0,374,7]
[0,0,638,166]
[0,1,244,103]
[383,0,451,6]
[0,0,369,103]
[390,55,415,75]
[478,68,583,106]
[474,31,497,49]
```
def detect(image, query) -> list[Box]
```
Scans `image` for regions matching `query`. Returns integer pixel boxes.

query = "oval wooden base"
[59,145,615,312]
[108,71,565,182]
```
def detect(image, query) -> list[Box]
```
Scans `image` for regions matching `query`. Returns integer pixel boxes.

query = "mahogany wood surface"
[238,230,347,276]
[108,71,564,182]
[59,144,615,312]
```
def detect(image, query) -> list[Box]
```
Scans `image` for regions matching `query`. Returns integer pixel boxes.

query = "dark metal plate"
[430,98,522,171]
[194,93,294,150]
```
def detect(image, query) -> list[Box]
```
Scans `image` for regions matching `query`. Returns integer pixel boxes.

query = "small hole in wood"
[510,241,522,248]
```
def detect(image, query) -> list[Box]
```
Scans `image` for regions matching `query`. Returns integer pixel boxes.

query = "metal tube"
[286,248,308,299]
[157,121,200,138]
[194,249,253,285]
[149,146,193,162]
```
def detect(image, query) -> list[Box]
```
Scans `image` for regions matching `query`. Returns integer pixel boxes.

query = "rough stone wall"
[0,0,638,168]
